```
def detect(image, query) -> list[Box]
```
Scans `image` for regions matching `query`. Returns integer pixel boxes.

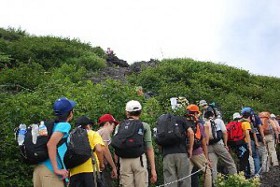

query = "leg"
[119,158,134,187]
[208,145,218,183]
[266,134,279,166]
[191,154,212,187]
[163,154,179,187]
[133,154,148,187]
[176,153,191,187]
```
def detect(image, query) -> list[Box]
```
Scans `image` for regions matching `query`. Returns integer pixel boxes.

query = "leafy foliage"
[1,27,280,186]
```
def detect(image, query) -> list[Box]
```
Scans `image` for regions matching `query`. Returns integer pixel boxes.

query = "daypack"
[155,114,186,146]
[187,119,202,149]
[15,120,66,165]
[111,119,145,158]
[226,121,245,146]
[209,119,223,145]
[64,127,92,169]
[259,112,273,135]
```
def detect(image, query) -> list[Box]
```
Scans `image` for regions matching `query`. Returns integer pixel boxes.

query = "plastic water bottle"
[18,124,26,145]
[38,121,48,136]
[31,124,39,144]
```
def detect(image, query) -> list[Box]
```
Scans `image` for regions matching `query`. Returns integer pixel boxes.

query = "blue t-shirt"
[42,122,71,172]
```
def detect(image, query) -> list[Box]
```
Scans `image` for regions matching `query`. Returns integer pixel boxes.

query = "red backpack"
[226,121,245,146]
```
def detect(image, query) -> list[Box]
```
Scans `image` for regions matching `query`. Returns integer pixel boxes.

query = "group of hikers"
[19,94,280,187]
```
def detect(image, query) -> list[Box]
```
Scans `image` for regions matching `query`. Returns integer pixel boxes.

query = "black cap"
[75,116,93,127]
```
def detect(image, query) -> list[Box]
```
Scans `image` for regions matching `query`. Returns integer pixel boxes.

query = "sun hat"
[199,100,207,107]
[75,116,93,127]
[233,112,242,120]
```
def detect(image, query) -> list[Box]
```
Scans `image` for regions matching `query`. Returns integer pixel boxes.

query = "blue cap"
[241,107,252,115]
[53,97,76,116]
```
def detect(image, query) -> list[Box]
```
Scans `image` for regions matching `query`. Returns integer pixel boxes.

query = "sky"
[1,0,280,77]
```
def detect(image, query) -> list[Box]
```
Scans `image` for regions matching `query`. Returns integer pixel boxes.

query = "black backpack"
[16,120,66,165]
[155,114,186,146]
[111,119,145,158]
[64,127,92,169]
[209,119,223,145]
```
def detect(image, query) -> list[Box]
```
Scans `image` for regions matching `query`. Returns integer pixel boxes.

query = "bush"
[215,172,260,187]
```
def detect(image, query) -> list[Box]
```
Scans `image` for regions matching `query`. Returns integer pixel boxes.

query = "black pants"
[70,172,96,187]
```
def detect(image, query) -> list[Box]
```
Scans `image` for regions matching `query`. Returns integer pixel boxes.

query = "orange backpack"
[259,112,273,135]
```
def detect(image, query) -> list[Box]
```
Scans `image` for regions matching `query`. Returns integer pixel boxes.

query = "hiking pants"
[163,153,191,187]
[208,142,237,182]
[33,164,65,187]
[119,154,148,187]
[190,153,212,187]
[258,142,269,173]
[265,134,279,167]
[232,144,249,174]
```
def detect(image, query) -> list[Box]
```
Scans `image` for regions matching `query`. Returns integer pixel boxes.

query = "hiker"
[204,110,237,182]
[186,104,212,187]
[69,116,104,187]
[97,114,119,187]
[33,97,76,187]
[155,113,194,187]
[136,86,152,99]
[259,112,279,168]
[270,113,280,143]
[227,112,251,174]
[112,100,157,187]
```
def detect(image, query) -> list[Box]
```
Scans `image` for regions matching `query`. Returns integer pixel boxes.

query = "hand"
[150,169,157,184]
[207,159,212,168]
[263,138,266,145]
[224,145,229,151]
[54,169,68,180]
[111,167,118,179]
[99,163,105,171]
[255,143,260,147]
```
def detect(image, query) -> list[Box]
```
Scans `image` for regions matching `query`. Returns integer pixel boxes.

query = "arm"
[245,130,252,156]
[187,127,194,157]
[47,132,68,179]
[258,124,266,144]
[204,123,210,145]
[103,145,118,178]
[201,137,208,158]
[95,144,104,171]
[146,147,157,184]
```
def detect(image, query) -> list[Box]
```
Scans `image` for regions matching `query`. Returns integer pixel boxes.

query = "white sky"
[1,0,280,77]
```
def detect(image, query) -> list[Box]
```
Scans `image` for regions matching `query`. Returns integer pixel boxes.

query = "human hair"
[55,110,73,123]
[127,110,142,117]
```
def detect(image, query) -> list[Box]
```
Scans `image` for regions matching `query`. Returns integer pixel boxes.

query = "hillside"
[1,27,280,187]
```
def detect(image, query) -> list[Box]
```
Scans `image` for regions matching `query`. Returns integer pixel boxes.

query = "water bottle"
[38,121,48,136]
[18,124,26,145]
[31,124,39,144]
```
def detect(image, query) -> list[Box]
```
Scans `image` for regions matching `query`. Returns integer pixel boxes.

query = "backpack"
[111,119,145,158]
[155,114,186,146]
[226,121,245,146]
[259,112,273,135]
[187,119,202,149]
[209,119,223,145]
[15,120,66,165]
[64,127,92,169]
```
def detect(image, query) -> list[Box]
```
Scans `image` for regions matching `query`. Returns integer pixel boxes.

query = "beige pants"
[208,142,237,182]
[33,164,65,187]
[190,154,212,187]
[119,154,148,187]
[258,142,269,173]
[265,134,279,167]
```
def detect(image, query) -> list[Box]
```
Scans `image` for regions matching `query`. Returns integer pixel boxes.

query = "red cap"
[98,114,119,125]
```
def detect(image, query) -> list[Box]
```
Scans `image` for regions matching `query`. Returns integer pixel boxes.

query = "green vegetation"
[0,27,279,186]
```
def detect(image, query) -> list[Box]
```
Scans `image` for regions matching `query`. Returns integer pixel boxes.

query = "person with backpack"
[241,107,262,176]
[68,116,105,187]
[227,112,251,174]
[155,113,194,187]
[204,110,237,182]
[186,104,212,187]
[33,97,76,187]
[259,111,279,168]
[97,114,119,187]
[111,100,157,187]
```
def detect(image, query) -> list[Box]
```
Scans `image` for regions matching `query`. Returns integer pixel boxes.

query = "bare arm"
[187,127,194,157]
[47,132,68,179]
[245,130,252,155]
[95,144,104,171]
[146,147,157,184]
[103,145,118,178]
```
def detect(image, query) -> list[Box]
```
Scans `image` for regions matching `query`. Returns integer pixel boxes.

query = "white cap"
[199,100,207,107]
[233,112,242,120]
[271,113,276,118]
[125,100,142,112]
